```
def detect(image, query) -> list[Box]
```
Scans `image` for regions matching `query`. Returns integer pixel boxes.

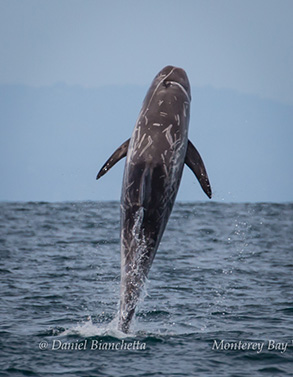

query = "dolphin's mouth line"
[164,81,191,102]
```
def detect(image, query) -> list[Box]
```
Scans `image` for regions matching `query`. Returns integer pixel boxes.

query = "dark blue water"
[0,201,292,376]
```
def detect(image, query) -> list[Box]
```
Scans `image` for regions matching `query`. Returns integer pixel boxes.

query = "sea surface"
[0,201,292,376]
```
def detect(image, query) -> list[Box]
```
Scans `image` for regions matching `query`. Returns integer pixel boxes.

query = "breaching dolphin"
[96,65,212,333]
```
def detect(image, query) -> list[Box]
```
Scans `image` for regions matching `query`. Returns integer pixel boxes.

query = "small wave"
[277,306,293,315]
[258,366,286,374]
[38,326,66,336]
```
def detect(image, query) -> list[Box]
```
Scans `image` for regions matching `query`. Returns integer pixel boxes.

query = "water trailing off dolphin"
[97,65,212,333]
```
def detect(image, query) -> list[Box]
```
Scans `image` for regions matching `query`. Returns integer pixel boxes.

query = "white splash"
[59,316,132,339]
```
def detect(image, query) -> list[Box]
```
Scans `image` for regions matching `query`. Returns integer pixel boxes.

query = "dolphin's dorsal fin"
[185,140,212,199]
[96,139,130,179]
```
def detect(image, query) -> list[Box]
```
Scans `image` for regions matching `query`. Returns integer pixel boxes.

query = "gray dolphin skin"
[96,66,212,333]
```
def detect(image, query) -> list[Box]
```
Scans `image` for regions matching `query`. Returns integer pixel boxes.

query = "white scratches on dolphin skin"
[174,114,180,126]
[125,180,135,191]
[144,115,148,125]
[160,111,168,117]
[153,122,162,127]
[183,101,189,118]
[173,134,181,149]
[162,124,174,147]
[134,108,144,128]
[139,135,153,157]
[137,133,146,149]
[160,152,168,176]
[136,126,141,141]
[162,124,181,149]
[128,126,142,160]
[158,100,164,106]
[122,181,135,212]
[174,95,177,101]
[135,126,141,150]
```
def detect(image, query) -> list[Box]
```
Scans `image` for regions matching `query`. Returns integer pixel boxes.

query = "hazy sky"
[0,0,292,104]
[0,0,292,203]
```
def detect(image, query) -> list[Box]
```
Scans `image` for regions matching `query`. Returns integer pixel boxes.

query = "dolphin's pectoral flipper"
[96,139,130,180]
[185,140,212,199]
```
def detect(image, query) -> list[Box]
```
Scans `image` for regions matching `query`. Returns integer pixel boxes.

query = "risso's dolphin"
[96,65,212,333]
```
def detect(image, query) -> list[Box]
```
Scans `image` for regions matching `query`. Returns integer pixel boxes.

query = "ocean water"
[0,201,292,376]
